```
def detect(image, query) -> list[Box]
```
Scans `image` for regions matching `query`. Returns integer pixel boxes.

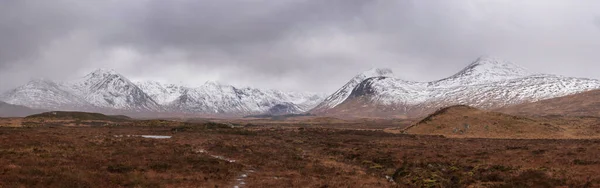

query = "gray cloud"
[1,0,600,93]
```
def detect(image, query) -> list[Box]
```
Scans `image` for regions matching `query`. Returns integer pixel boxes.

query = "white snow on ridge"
[135,80,187,105]
[0,69,326,115]
[359,75,600,109]
[315,56,600,111]
[166,81,325,114]
[312,68,394,111]
[430,56,532,87]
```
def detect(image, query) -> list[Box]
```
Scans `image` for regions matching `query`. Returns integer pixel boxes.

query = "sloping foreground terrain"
[1,125,600,187]
[498,89,600,117]
[404,105,600,139]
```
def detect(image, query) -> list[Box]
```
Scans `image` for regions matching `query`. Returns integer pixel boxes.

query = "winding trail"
[194,148,255,188]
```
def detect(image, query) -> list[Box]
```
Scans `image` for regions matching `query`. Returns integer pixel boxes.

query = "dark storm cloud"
[1,0,600,93]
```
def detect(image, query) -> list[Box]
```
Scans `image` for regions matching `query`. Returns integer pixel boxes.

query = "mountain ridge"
[313,56,600,118]
[1,69,326,116]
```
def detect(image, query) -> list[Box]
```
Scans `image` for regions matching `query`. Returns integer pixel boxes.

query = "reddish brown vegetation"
[1,124,599,187]
[406,105,600,139]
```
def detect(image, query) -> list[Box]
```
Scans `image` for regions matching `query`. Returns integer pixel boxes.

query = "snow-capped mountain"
[311,68,394,113]
[266,102,304,115]
[1,79,94,110]
[429,57,532,87]
[1,69,325,116]
[135,81,187,105]
[1,69,161,112]
[69,69,162,111]
[313,57,600,118]
[165,81,325,115]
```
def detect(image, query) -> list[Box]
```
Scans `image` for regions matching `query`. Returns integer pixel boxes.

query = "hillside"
[497,89,600,117]
[25,111,131,121]
[404,105,582,139]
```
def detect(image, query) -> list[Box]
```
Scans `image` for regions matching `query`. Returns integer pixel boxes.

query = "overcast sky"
[1,0,599,93]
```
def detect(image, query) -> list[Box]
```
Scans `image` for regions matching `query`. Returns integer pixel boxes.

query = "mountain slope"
[167,81,325,115]
[0,101,45,117]
[311,68,393,113]
[404,105,565,139]
[314,57,600,118]
[69,69,161,111]
[429,56,531,87]
[497,89,600,117]
[135,81,187,105]
[1,79,92,110]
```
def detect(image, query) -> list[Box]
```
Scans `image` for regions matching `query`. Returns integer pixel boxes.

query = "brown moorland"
[1,124,600,187]
[404,105,600,139]
[1,111,600,187]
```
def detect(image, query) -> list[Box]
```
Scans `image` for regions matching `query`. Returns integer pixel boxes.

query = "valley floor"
[1,124,600,187]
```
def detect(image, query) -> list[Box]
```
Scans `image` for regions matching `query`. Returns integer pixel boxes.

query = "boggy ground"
[1,125,600,187]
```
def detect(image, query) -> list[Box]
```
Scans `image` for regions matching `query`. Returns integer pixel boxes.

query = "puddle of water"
[141,135,171,139]
[113,135,172,139]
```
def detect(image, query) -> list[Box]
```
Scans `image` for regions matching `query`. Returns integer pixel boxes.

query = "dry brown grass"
[406,105,600,139]
[0,126,242,188]
[2,124,600,187]
[3,110,600,187]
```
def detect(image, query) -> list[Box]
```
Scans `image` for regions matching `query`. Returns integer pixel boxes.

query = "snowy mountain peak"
[310,68,395,112]
[75,69,135,91]
[431,56,532,87]
[465,56,530,75]
[135,81,188,105]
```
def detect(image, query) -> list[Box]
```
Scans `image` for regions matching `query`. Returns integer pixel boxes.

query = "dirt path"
[194,148,254,188]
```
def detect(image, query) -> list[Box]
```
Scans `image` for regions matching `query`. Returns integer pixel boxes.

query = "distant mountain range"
[3,56,600,118]
[0,69,325,116]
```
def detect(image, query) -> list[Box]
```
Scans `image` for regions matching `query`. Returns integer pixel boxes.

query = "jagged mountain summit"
[312,57,600,118]
[429,56,532,87]
[1,69,161,112]
[135,80,188,105]
[161,81,325,114]
[311,68,394,113]
[1,69,325,116]
[69,69,162,111]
